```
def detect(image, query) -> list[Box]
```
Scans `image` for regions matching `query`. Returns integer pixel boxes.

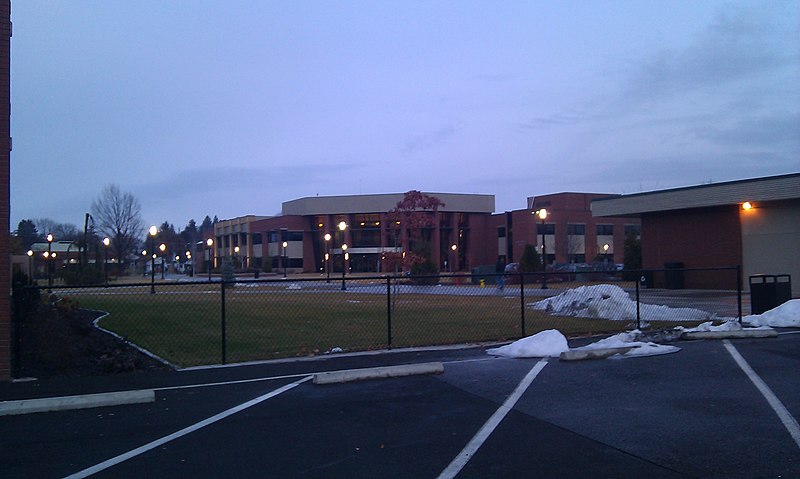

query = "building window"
[252,233,262,245]
[624,224,641,237]
[567,224,585,235]
[596,224,613,236]
[288,231,303,242]
[268,231,278,243]
[497,227,506,238]
[537,223,555,235]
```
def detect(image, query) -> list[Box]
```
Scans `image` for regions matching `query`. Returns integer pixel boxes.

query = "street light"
[102,237,110,286]
[46,233,54,290]
[281,241,288,278]
[149,226,157,294]
[339,221,348,291]
[450,243,457,273]
[206,238,214,280]
[603,243,610,265]
[186,251,193,277]
[341,244,348,290]
[324,233,332,283]
[26,250,33,285]
[234,246,240,272]
[535,209,549,289]
[159,243,167,279]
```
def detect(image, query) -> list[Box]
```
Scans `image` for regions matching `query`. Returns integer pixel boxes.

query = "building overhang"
[591,173,800,217]
[282,192,495,216]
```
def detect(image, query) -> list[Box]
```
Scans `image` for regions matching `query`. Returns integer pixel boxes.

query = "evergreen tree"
[519,244,541,272]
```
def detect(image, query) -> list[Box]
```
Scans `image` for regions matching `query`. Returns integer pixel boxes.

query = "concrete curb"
[313,362,444,385]
[560,347,634,361]
[0,389,155,416]
[681,329,778,340]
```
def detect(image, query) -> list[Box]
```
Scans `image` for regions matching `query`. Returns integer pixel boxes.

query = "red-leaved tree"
[382,191,444,273]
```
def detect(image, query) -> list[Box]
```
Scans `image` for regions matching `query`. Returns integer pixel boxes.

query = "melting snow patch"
[743,299,800,328]
[530,284,720,322]
[576,330,681,358]
[486,329,569,358]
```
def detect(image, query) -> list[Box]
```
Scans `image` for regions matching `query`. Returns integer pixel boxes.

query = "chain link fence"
[12,267,743,372]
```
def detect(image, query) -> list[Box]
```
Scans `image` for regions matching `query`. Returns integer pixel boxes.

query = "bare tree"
[33,218,80,241]
[91,184,144,270]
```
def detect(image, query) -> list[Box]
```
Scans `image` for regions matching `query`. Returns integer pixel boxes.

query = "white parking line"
[62,376,312,479]
[437,359,549,479]
[723,340,800,449]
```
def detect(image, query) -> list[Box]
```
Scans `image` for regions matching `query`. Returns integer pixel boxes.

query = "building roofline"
[592,172,800,216]
[282,192,496,216]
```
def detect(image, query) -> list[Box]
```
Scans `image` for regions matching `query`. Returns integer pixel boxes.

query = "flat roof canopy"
[282,192,495,216]
[592,173,800,217]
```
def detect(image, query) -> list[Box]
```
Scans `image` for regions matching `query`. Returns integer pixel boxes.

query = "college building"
[491,193,641,267]
[210,193,497,274]
[592,173,800,295]
[209,191,641,275]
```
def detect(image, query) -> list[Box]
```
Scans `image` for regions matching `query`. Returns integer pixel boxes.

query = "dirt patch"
[16,296,172,378]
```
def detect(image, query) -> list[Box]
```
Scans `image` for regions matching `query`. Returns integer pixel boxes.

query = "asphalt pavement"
[2,331,799,478]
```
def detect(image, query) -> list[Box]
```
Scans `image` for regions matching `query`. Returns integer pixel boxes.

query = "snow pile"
[531,284,719,322]
[682,320,743,332]
[487,329,569,358]
[744,299,800,328]
[575,330,681,358]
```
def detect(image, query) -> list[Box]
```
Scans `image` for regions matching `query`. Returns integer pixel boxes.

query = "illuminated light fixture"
[742,202,753,210]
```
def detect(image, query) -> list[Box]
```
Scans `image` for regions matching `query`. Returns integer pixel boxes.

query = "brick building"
[491,193,640,267]
[1,1,10,380]
[592,173,800,294]
[212,192,496,274]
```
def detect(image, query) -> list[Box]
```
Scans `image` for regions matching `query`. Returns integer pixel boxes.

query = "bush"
[519,244,541,272]
[410,259,439,285]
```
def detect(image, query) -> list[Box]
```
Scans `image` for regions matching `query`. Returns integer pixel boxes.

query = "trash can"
[664,262,684,289]
[639,271,653,289]
[750,274,792,315]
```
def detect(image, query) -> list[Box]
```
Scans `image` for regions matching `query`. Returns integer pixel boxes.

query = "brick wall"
[641,206,742,289]
[0,0,11,380]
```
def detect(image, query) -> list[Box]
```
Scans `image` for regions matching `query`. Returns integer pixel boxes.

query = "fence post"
[737,264,743,324]
[519,271,525,338]
[635,271,641,330]
[386,276,392,348]
[221,280,227,365]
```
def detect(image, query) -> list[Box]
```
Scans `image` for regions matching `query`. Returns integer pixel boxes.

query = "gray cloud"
[622,6,794,103]
[689,113,800,148]
[403,125,456,153]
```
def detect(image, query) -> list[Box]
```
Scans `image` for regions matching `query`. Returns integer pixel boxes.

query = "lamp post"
[159,243,167,279]
[450,244,457,273]
[102,237,110,286]
[324,233,332,281]
[186,251,193,276]
[26,250,34,284]
[234,246,240,273]
[149,226,157,294]
[206,238,214,280]
[46,233,54,290]
[341,244,348,290]
[338,221,348,290]
[603,243,609,265]
[535,209,549,289]
[282,241,288,278]
[324,233,331,283]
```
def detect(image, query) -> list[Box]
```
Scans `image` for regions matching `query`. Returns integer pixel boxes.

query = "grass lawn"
[63,282,685,368]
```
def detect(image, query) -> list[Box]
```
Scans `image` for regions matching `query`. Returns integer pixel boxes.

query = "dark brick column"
[0,1,11,380]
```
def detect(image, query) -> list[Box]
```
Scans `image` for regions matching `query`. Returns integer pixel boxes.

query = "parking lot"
[2,330,799,478]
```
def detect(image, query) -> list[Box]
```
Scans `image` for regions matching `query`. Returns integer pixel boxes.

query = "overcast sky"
[10,1,799,231]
